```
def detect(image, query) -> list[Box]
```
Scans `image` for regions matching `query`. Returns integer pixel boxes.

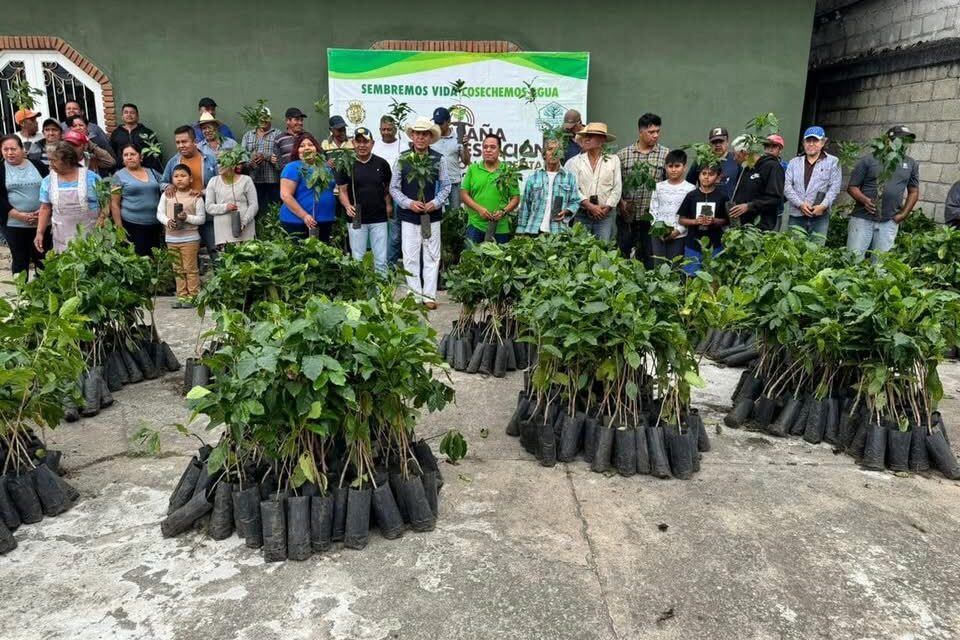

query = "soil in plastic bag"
[286,495,312,560]
[646,426,672,479]
[8,471,43,524]
[34,465,70,517]
[344,487,372,550]
[310,493,334,552]
[861,422,887,471]
[208,482,235,540]
[260,499,287,562]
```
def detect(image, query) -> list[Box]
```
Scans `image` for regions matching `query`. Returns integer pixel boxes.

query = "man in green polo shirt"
[460,134,520,245]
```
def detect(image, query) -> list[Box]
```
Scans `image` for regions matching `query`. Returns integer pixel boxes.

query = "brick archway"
[0,35,115,130]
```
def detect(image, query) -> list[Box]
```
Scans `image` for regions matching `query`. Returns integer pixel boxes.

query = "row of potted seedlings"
[1,291,89,554]
[161,239,454,560]
[699,227,960,479]
[478,228,711,479]
[17,226,178,420]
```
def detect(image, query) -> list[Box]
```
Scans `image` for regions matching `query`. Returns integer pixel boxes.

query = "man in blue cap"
[431,107,470,210]
[783,126,842,242]
[321,114,353,164]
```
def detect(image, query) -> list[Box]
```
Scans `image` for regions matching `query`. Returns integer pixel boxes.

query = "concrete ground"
[3,264,960,639]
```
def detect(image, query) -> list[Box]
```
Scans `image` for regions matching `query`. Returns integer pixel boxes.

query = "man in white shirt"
[564,122,622,242]
[431,107,470,210]
[378,115,407,267]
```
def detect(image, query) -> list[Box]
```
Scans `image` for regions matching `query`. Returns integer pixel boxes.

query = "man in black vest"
[388,116,451,310]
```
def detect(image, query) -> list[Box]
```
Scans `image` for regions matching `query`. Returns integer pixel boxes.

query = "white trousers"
[401,220,441,302]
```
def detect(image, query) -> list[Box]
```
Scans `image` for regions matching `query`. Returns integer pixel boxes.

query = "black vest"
[397,149,444,225]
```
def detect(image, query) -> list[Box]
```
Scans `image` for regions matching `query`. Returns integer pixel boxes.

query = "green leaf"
[307,400,324,419]
[683,370,706,389]
[582,301,609,314]
[439,430,468,464]
[206,443,227,474]
[302,355,324,381]
[186,385,211,400]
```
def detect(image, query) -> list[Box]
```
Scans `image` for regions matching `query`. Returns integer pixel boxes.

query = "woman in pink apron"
[34,141,104,254]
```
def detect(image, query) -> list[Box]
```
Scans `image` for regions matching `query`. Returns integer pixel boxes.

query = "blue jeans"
[198,219,219,268]
[465,224,510,246]
[846,216,899,260]
[788,214,830,244]
[573,210,616,242]
[447,183,462,211]
[387,213,402,266]
[682,245,723,276]
[348,221,388,274]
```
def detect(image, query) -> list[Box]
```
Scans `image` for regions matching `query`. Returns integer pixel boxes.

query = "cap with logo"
[329,115,347,130]
[886,124,916,140]
[63,130,89,146]
[284,107,307,119]
[803,126,826,140]
[432,107,451,124]
[353,126,373,141]
[709,127,729,142]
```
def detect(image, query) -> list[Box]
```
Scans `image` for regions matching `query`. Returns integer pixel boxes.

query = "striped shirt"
[618,143,669,221]
[241,128,281,183]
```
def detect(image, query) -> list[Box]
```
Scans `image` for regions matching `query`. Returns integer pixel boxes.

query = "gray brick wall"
[816,63,960,222]
[812,0,960,65]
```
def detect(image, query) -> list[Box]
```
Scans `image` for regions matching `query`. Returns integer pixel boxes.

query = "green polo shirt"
[461,161,520,234]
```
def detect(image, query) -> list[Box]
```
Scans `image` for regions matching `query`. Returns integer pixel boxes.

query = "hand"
[410,201,426,213]
[893,211,908,224]
[618,201,631,220]
[326,158,335,168]
[811,204,827,217]
[799,202,813,216]
[252,153,264,166]
[302,214,317,229]
[728,203,749,218]
[552,210,570,222]
[191,190,203,199]
[167,219,178,230]
[711,216,725,226]
[226,203,238,212]
[345,204,356,218]
[164,186,175,197]
[862,198,877,215]
[424,201,438,213]
[590,204,606,219]
[492,209,504,221]
[668,230,681,240]
[33,232,45,253]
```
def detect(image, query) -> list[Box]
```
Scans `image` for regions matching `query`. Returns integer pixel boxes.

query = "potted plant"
[215,146,252,238]
[332,148,362,229]
[400,152,439,239]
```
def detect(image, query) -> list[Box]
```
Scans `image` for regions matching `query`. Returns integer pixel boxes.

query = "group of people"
[1,93,928,308]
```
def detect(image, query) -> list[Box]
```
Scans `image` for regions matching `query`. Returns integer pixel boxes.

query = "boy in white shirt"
[650,149,696,264]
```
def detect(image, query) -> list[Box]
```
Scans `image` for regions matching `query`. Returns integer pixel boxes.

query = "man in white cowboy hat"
[563,122,622,242]
[193,97,235,141]
[197,111,237,157]
[388,116,451,309]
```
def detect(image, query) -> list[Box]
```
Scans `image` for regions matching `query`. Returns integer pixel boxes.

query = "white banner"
[327,49,589,171]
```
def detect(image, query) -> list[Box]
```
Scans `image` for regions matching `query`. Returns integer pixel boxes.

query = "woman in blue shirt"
[111,144,164,256]
[1,134,51,277]
[279,133,336,242]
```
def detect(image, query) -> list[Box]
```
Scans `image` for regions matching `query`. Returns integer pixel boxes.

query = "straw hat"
[405,116,441,144]
[198,111,221,128]
[575,122,616,143]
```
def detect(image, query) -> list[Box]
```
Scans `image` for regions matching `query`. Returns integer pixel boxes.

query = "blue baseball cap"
[432,107,451,124]
[803,126,826,140]
[329,115,347,129]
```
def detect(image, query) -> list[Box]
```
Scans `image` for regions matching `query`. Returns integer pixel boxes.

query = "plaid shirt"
[618,143,668,221]
[241,128,281,183]
[516,168,580,234]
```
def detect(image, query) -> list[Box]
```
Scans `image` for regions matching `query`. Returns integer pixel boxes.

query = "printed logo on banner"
[346,100,366,126]
[536,102,566,132]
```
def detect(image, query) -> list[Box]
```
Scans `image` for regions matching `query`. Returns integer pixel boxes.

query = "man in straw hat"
[563,122,622,242]
[388,116,451,310]
[197,111,237,157]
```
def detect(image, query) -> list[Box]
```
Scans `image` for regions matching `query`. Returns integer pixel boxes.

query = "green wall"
[3,0,815,153]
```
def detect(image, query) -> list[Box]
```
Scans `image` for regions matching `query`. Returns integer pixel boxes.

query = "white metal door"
[0,50,105,136]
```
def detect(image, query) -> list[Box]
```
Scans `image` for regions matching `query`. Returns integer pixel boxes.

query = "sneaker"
[181,301,196,309]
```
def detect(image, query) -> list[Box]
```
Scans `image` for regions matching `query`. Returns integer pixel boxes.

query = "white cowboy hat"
[405,116,441,144]
[575,122,616,143]
[198,111,221,127]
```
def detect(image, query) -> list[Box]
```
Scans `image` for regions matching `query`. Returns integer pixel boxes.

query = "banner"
[327,49,589,171]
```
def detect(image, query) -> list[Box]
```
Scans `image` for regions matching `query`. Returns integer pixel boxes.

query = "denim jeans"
[573,210,616,242]
[387,213,402,266]
[846,216,899,259]
[787,214,830,244]
[348,222,389,274]
[447,183,462,211]
[198,219,218,267]
[681,244,723,276]
[465,224,510,246]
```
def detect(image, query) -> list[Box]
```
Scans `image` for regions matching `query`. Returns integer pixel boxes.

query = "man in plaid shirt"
[241,107,282,216]
[617,112,668,267]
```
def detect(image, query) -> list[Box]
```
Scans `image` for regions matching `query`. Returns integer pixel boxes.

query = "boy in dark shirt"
[678,164,729,276]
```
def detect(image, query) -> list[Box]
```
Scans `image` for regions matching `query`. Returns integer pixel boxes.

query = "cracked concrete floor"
[3,277,960,639]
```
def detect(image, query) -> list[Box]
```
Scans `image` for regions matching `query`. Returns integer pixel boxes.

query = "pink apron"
[50,168,97,252]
